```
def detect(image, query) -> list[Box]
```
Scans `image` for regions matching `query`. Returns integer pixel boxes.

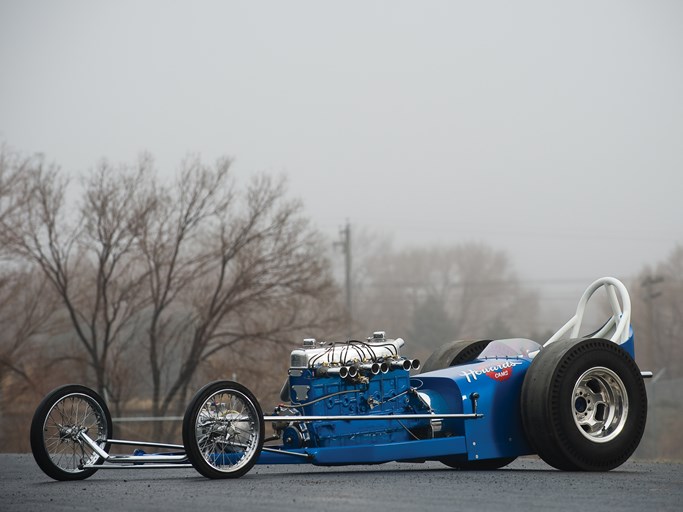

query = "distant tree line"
[348,230,541,358]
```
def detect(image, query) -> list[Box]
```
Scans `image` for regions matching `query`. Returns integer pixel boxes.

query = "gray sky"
[1,1,682,319]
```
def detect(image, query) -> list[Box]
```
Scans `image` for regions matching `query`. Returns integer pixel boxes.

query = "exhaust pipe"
[347,365,358,378]
[410,359,421,371]
[360,362,381,375]
[391,359,412,371]
[379,362,390,374]
[316,366,350,378]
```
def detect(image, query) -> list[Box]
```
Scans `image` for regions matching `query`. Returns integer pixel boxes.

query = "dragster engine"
[273,332,434,449]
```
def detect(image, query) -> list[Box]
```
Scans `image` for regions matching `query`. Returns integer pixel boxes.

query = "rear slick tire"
[439,456,516,470]
[520,338,647,471]
[421,339,492,374]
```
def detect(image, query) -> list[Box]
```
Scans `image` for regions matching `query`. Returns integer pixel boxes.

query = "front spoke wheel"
[31,385,112,480]
[183,381,264,479]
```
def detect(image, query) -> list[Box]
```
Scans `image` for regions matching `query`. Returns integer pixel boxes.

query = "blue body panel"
[257,436,468,465]
[417,357,533,461]
[621,330,635,358]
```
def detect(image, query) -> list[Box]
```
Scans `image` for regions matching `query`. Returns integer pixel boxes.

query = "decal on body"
[460,359,524,383]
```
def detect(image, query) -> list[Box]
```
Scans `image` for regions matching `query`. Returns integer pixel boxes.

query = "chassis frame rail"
[262,413,482,421]
[78,434,191,469]
[75,412,483,469]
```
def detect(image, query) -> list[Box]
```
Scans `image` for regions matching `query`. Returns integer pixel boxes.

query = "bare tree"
[0,144,31,235]
[138,167,339,427]
[0,148,71,450]
[0,270,61,391]
[630,245,683,461]
[2,157,156,410]
[631,245,683,378]
[135,156,233,423]
[0,147,57,391]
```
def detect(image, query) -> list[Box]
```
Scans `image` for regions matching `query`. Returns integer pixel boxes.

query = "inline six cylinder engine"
[275,332,432,449]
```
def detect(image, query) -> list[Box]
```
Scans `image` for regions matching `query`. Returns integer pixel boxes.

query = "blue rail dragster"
[30,277,650,479]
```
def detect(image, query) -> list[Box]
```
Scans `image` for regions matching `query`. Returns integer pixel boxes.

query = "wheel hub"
[57,424,87,443]
[571,366,629,443]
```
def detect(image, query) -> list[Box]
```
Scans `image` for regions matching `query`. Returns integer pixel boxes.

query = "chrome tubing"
[263,412,483,422]
[106,439,184,450]
[83,463,194,470]
[78,432,188,465]
[360,362,381,375]
[316,366,350,378]
[391,359,412,371]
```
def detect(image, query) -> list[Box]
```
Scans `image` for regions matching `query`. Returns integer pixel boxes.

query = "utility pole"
[642,274,663,349]
[335,221,352,339]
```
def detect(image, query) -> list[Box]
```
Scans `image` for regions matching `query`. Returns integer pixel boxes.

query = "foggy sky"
[1,1,682,320]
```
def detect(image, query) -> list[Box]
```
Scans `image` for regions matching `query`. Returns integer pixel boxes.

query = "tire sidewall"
[550,340,647,470]
[182,380,264,479]
[421,339,492,374]
[30,384,112,481]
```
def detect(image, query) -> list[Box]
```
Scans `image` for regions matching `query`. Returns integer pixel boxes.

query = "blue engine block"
[285,368,431,448]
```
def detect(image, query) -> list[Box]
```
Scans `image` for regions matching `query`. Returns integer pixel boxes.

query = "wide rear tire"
[520,338,647,471]
[421,339,491,374]
[440,456,516,470]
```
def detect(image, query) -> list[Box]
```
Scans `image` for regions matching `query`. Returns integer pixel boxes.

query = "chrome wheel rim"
[43,393,108,472]
[572,366,628,443]
[194,389,260,473]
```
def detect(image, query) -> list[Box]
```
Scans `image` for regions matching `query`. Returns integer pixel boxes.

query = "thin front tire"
[30,385,112,481]
[183,381,264,479]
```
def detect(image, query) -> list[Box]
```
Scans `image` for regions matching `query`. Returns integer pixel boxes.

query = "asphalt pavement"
[1,454,681,512]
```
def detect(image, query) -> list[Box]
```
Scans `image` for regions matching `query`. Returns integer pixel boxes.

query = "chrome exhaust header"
[316,366,351,378]
[359,362,381,375]
[391,359,412,371]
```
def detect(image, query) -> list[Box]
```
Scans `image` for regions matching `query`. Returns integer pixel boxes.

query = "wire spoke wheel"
[183,381,264,479]
[31,385,112,480]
